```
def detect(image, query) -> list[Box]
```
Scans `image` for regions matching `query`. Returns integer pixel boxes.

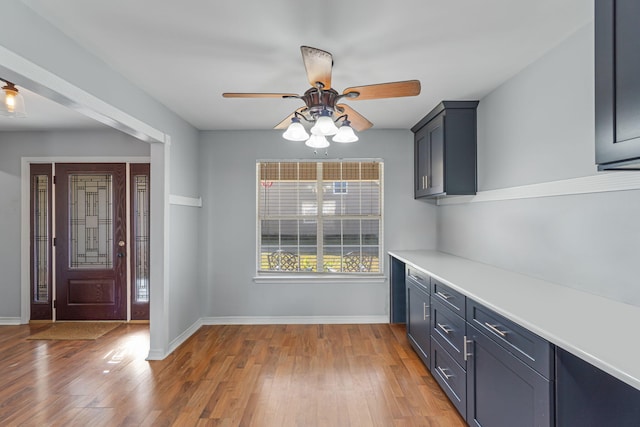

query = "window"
[257,160,383,274]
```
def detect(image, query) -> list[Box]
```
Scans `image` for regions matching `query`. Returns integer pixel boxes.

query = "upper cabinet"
[412,101,478,198]
[595,0,640,170]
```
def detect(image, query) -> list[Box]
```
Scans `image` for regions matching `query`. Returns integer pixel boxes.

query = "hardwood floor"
[0,323,465,427]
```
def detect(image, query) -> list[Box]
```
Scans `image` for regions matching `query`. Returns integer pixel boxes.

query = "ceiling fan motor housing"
[303,87,340,118]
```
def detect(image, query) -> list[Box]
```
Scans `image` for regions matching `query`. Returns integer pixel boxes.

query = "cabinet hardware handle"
[437,323,453,335]
[409,273,424,283]
[484,322,508,338]
[425,176,429,189]
[435,291,452,300]
[437,366,453,380]
[463,336,472,361]
[423,303,429,320]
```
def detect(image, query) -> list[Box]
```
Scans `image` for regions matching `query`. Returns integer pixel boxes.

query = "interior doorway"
[30,162,150,321]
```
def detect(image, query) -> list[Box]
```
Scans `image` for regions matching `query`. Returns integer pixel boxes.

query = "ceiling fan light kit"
[0,80,27,118]
[332,120,358,143]
[282,117,309,141]
[305,133,330,149]
[223,46,421,149]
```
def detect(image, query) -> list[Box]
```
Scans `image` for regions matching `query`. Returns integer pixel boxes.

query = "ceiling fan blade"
[274,107,308,130]
[301,46,333,89]
[222,93,298,98]
[343,80,421,100]
[336,104,373,132]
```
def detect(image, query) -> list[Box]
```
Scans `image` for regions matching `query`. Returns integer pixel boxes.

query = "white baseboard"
[146,318,203,361]
[201,315,389,325]
[0,317,23,325]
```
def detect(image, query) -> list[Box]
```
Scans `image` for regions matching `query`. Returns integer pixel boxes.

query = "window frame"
[255,159,384,279]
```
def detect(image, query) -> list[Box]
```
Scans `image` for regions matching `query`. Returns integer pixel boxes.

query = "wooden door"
[55,163,127,320]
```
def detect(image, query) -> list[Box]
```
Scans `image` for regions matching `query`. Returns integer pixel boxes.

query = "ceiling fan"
[223,46,421,148]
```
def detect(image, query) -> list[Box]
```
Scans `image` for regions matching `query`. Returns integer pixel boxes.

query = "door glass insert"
[33,174,49,302]
[69,174,113,269]
[133,174,150,302]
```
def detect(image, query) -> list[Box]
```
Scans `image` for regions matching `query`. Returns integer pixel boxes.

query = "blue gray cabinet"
[466,325,553,427]
[466,300,554,427]
[406,265,431,367]
[430,280,468,419]
[556,348,640,426]
[412,101,478,198]
[595,0,640,170]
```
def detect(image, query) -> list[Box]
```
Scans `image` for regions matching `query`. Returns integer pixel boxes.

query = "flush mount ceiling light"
[223,46,421,148]
[0,80,27,118]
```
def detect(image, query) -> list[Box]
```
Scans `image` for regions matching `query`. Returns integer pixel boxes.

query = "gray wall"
[199,129,436,319]
[2,2,202,353]
[0,129,150,318]
[438,23,640,307]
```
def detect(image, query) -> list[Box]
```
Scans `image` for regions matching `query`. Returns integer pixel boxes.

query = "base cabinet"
[466,325,553,427]
[406,268,431,367]
[407,281,430,367]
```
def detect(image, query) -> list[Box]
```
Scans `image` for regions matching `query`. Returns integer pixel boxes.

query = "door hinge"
[53,300,56,309]
[53,175,56,184]
[53,237,56,246]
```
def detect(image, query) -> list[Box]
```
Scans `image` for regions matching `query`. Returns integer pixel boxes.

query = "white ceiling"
[8,0,592,132]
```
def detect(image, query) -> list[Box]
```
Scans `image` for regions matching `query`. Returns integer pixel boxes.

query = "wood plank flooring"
[0,323,465,427]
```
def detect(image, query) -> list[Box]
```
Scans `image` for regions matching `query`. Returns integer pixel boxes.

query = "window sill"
[253,274,387,284]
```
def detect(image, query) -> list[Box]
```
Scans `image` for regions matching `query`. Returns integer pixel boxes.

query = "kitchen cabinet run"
[595,0,640,170]
[390,250,640,425]
[412,101,478,198]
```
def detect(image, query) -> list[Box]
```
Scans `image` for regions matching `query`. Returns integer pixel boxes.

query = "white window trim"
[255,159,385,279]
[253,273,387,284]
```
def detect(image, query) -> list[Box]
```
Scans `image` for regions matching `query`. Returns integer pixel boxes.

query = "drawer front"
[406,264,430,292]
[431,299,467,368]
[467,300,553,378]
[432,338,466,419]
[431,278,465,317]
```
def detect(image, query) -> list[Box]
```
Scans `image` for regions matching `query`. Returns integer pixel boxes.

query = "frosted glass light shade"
[305,134,330,148]
[0,83,26,118]
[282,118,309,141]
[332,122,358,143]
[310,111,338,136]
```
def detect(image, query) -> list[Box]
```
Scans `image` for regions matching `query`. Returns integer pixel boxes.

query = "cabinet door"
[596,0,640,168]
[466,326,553,427]
[407,281,430,368]
[428,115,445,195]
[414,126,430,198]
[414,114,445,197]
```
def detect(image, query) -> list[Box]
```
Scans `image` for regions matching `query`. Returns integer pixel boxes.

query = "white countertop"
[389,250,640,391]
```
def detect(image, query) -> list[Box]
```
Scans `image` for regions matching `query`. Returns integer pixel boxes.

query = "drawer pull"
[423,303,429,321]
[484,322,508,338]
[437,366,453,380]
[435,291,452,301]
[437,323,453,335]
[409,274,424,283]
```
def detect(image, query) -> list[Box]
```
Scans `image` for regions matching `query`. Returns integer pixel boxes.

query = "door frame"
[24,158,151,322]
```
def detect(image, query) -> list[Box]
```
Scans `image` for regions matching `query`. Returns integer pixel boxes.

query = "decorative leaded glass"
[69,174,113,269]
[133,175,150,302]
[33,175,49,302]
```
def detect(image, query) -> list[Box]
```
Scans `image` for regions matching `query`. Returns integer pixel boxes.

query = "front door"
[55,163,127,320]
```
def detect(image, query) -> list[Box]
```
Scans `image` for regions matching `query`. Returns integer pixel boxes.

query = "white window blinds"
[257,160,383,274]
